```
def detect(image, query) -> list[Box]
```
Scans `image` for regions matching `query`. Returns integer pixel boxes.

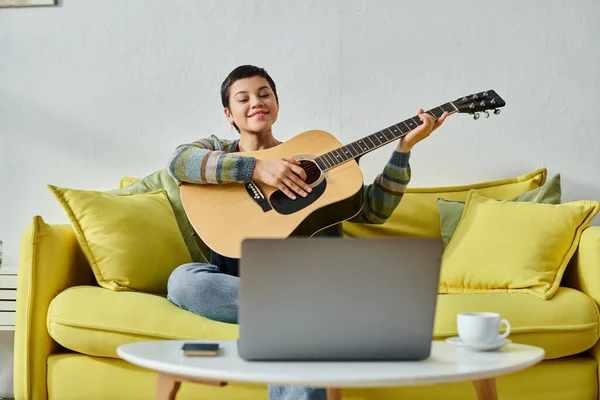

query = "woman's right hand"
[252,159,313,200]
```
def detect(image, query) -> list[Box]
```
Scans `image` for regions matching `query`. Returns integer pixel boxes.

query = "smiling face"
[224,76,279,136]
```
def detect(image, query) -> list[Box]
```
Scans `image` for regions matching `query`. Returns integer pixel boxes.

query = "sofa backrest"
[343,168,547,238]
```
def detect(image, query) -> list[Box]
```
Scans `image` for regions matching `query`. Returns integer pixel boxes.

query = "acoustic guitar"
[181,90,506,258]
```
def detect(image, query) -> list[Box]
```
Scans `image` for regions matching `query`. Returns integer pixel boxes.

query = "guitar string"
[298,109,446,175]
[277,99,503,182]
[259,109,447,184]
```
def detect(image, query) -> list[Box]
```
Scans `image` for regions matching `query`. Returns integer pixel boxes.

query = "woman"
[167,65,447,400]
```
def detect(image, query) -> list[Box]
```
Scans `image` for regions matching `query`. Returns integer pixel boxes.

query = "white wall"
[1,0,599,264]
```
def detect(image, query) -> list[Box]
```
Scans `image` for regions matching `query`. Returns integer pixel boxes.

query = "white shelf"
[0,265,17,290]
[0,265,17,332]
[0,291,15,301]
[0,313,14,326]
[0,265,17,275]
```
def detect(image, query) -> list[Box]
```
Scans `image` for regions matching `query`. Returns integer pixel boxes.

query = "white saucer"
[445,336,511,351]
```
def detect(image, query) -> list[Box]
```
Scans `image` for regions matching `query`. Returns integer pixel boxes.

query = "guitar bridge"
[245,181,272,212]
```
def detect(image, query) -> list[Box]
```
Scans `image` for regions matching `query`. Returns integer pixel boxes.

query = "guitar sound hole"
[298,160,321,185]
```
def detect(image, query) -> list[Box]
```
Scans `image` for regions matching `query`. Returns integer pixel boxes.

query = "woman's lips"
[249,111,268,118]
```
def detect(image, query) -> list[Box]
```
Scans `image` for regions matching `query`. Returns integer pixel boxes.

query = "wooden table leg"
[473,378,498,400]
[155,373,181,400]
[154,372,228,400]
[327,388,342,400]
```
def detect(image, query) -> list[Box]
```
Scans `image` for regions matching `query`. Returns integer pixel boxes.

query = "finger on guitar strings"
[417,110,435,124]
[285,175,310,197]
[433,111,449,130]
[278,182,297,200]
[289,163,309,183]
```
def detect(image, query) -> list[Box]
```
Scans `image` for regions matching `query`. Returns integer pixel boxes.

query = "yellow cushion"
[119,176,139,189]
[440,190,600,299]
[47,286,238,358]
[433,287,599,359]
[48,354,267,400]
[343,168,547,238]
[47,185,192,293]
[47,286,598,360]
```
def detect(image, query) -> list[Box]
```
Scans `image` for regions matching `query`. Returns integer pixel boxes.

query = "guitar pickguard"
[269,179,327,215]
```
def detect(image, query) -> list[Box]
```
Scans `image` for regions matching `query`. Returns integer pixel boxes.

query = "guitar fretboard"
[314,102,457,171]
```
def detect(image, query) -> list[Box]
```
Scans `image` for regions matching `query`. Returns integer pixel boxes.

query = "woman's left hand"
[397,109,448,153]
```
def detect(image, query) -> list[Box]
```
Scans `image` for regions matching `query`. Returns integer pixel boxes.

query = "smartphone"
[181,342,220,356]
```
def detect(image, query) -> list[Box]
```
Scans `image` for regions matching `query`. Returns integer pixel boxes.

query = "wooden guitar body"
[180,130,365,259]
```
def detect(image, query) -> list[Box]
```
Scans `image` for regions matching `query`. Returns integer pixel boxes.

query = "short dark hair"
[220,65,279,110]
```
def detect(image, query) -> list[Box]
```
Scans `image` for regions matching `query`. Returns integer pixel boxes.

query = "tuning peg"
[484,111,490,118]
[493,109,501,115]
[473,113,480,120]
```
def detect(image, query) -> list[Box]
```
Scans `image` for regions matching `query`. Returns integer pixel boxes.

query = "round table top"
[117,340,545,388]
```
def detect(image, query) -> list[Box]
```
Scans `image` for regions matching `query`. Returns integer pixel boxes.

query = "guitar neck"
[314,102,458,172]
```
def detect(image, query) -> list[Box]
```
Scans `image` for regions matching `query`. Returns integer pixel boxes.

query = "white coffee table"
[117,340,544,400]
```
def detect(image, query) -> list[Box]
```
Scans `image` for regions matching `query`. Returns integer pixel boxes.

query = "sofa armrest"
[566,225,600,303]
[565,225,600,370]
[14,216,95,400]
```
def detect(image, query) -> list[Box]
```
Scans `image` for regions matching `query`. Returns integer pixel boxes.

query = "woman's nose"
[250,96,264,107]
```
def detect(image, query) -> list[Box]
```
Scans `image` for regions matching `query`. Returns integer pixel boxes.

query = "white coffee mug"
[457,312,511,345]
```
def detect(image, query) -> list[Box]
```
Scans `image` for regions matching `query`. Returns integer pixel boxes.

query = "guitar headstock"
[453,90,506,120]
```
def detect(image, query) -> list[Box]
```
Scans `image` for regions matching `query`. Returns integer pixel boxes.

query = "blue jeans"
[167,263,327,400]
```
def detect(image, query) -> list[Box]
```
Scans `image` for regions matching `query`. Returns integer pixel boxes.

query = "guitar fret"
[343,145,355,158]
[340,148,350,160]
[325,152,336,166]
[405,119,415,129]
[354,141,362,153]
[350,142,362,155]
[441,103,455,113]
[321,154,332,168]
[387,126,400,138]
[399,123,411,134]
[428,107,443,119]
[345,144,354,155]
[316,155,326,168]
[364,136,376,148]
[315,158,327,171]
[375,131,389,143]
[330,151,341,164]
[357,140,369,152]
[373,129,388,145]
[370,134,382,146]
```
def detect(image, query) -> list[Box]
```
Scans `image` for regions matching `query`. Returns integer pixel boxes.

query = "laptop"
[237,236,443,361]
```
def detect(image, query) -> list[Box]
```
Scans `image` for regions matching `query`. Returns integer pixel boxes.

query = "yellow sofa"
[14,168,600,400]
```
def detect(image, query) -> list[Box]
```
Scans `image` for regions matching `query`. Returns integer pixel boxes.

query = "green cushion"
[438,173,561,249]
[110,169,210,263]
